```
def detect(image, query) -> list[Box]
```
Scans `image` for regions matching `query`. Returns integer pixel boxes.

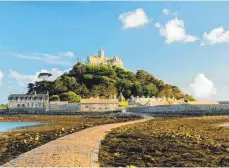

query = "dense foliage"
[27,63,195,101]
[0,104,7,109]
[49,95,60,101]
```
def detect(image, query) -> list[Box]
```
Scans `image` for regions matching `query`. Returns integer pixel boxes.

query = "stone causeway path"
[2,118,150,167]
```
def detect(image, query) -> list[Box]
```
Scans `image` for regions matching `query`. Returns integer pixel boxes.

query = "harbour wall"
[127,104,229,117]
[1,109,121,116]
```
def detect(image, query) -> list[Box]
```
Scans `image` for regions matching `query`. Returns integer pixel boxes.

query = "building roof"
[81,98,119,104]
[8,94,48,100]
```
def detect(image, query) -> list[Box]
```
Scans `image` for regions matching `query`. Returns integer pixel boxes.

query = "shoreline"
[219,122,229,127]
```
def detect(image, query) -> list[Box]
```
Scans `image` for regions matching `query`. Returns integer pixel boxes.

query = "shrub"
[59,91,81,103]
[49,95,60,101]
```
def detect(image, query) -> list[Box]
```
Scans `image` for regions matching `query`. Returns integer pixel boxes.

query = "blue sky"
[0,2,229,103]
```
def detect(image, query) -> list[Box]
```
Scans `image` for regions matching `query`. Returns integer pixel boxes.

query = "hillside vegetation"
[0,104,7,110]
[27,63,195,102]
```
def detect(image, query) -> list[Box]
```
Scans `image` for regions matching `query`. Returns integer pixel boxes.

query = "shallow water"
[0,122,43,132]
[220,123,229,127]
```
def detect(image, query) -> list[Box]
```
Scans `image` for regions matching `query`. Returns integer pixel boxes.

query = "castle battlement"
[87,49,123,68]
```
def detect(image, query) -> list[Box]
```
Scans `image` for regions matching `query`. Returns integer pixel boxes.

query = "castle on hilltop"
[86,49,123,68]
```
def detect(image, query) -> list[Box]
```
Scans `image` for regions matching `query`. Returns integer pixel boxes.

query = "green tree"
[27,63,194,101]
[49,95,60,101]
[74,84,90,98]
[70,63,86,81]
[184,94,196,102]
[146,83,159,97]
[27,83,35,94]
[59,91,81,103]
[53,78,68,94]
[131,82,143,97]
[38,72,52,81]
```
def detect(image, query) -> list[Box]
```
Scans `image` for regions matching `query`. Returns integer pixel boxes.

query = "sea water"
[220,123,229,127]
[0,122,43,132]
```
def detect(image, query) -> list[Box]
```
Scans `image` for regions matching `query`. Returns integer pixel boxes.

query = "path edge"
[89,118,151,167]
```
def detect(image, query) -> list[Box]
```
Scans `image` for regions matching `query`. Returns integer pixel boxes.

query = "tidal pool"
[220,123,229,127]
[0,122,44,132]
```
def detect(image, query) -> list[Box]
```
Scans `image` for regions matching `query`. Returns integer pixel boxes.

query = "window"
[85,105,89,108]
[17,104,20,107]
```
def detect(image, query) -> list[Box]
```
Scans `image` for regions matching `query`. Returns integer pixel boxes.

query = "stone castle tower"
[87,48,123,68]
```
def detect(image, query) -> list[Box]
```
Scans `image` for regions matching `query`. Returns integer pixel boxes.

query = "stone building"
[87,49,123,68]
[8,92,49,113]
[49,101,80,112]
[80,97,119,112]
[130,96,183,106]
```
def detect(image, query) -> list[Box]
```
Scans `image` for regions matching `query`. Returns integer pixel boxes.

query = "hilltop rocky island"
[27,62,195,103]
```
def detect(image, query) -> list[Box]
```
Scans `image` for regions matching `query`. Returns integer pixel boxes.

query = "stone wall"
[8,107,47,114]
[2,110,121,116]
[49,103,81,112]
[127,104,229,117]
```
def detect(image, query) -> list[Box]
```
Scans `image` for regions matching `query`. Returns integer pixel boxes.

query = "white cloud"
[201,27,229,46]
[119,8,149,29]
[155,18,197,44]
[10,68,66,87]
[60,51,75,58]
[154,22,161,28]
[190,74,216,98]
[40,68,66,81]
[12,52,72,66]
[10,70,37,87]
[162,8,178,17]
[162,8,170,15]
[0,71,4,87]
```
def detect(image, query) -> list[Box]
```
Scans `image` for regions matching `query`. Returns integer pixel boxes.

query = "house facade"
[8,92,49,113]
[8,93,119,113]
[80,97,119,112]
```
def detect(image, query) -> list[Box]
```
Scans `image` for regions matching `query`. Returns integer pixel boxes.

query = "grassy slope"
[99,116,229,167]
[0,115,141,165]
[0,105,7,110]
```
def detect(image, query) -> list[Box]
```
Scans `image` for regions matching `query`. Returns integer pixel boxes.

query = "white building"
[8,92,49,113]
[80,97,119,112]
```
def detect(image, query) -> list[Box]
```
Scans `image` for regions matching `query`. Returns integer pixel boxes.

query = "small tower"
[77,57,82,64]
[98,47,104,58]
[118,92,125,102]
